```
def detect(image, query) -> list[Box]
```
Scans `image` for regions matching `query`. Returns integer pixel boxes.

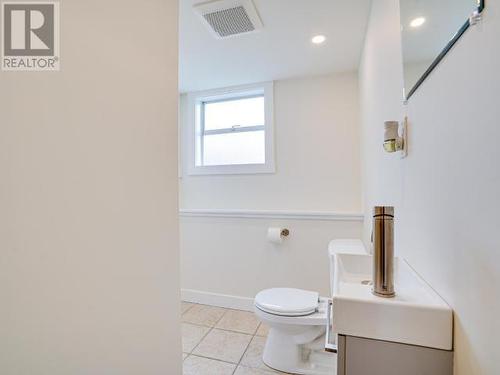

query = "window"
[186,82,274,175]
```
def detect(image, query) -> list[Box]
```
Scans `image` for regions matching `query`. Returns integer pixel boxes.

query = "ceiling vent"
[194,0,263,39]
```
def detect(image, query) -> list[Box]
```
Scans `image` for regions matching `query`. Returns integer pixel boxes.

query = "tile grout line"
[181,303,195,316]
[181,302,202,362]
[181,303,195,363]
[232,333,254,375]
[187,353,241,366]
[181,305,214,360]
[197,325,259,373]
[183,304,272,374]
[187,325,258,336]
[187,307,229,359]
[232,322,263,375]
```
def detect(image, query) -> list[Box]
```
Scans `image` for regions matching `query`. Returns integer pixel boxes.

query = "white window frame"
[185,82,275,176]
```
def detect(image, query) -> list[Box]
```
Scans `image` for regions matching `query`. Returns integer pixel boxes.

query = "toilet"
[254,239,367,375]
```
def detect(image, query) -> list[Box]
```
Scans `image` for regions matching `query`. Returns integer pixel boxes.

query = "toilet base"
[262,327,336,375]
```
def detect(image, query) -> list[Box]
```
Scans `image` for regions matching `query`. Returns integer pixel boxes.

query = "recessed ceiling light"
[410,17,426,28]
[311,35,326,45]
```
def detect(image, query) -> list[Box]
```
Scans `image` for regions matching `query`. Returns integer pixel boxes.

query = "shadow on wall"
[453,315,481,373]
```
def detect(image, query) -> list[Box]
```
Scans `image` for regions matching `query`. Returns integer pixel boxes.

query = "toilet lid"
[254,288,319,316]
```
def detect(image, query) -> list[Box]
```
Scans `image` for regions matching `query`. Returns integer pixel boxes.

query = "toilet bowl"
[254,288,335,375]
[254,239,367,375]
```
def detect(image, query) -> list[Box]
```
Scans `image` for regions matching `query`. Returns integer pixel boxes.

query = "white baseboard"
[181,289,254,312]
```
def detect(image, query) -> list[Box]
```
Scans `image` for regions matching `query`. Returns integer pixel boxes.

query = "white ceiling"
[179,0,372,93]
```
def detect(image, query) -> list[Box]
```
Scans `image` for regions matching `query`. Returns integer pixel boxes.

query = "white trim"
[185,82,275,176]
[187,162,274,176]
[181,289,254,312]
[179,209,364,221]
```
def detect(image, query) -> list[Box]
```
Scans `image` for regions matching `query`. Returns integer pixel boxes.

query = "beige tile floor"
[181,302,288,375]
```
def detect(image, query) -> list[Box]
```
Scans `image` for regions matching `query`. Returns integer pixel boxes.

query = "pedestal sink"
[332,253,453,350]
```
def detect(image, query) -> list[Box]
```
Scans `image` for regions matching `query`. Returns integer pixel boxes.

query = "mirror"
[400,0,484,99]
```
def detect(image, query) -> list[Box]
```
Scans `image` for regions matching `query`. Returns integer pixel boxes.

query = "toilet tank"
[328,239,367,296]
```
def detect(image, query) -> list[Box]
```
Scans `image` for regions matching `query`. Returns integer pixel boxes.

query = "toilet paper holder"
[267,227,290,244]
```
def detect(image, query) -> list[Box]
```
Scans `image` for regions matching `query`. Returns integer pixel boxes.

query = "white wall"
[0,1,181,374]
[180,215,362,309]
[180,73,361,212]
[180,74,363,308]
[359,0,406,246]
[359,1,500,374]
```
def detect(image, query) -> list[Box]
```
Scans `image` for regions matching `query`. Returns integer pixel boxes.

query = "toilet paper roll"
[267,227,285,244]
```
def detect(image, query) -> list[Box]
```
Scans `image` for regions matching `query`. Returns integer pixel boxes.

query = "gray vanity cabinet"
[336,335,453,375]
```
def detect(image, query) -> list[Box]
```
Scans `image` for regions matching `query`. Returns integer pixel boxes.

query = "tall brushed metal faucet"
[372,206,396,298]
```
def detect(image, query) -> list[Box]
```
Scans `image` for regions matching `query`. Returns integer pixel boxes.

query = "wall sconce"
[383,118,408,157]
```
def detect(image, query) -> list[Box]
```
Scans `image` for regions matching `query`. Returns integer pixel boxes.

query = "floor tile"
[182,323,210,353]
[193,328,252,364]
[182,304,227,327]
[234,365,285,375]
[240,336,276,371]
[255,323,269,337]
[181,301,195,314]
[183,355,236,375]
[215,309,260,334]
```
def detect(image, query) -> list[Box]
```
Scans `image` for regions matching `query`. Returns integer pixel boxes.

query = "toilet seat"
[255,288,319,316]
[253,297,332,374]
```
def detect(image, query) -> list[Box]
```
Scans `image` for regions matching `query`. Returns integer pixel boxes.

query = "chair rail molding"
[179,209,364,221]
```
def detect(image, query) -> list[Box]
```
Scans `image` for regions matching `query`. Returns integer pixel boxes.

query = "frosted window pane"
[203,131,265,166]
[204,96,264,131]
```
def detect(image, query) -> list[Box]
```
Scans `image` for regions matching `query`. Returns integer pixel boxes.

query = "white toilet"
[254,239,367,375]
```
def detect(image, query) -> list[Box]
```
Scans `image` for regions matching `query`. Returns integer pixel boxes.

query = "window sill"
[187,162,275,176]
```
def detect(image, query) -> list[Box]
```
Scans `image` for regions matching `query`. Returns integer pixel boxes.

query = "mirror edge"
[404,0,485,101]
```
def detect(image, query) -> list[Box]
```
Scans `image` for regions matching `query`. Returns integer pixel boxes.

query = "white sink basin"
[332,253,453,350]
